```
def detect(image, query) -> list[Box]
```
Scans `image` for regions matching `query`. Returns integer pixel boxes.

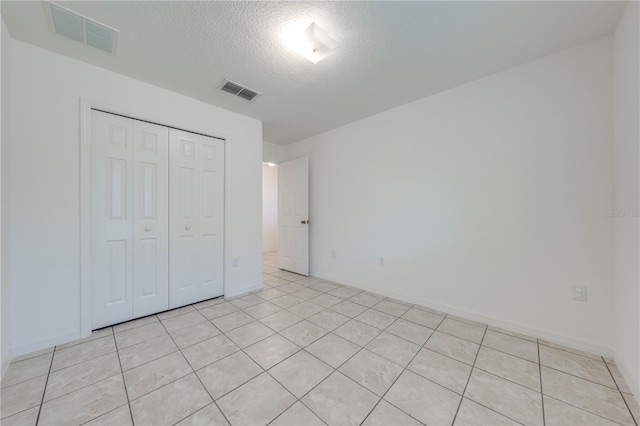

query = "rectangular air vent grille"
[47,2,119,54]
[219,79,261,102]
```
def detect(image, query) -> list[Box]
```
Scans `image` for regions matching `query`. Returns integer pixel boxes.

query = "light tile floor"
[1,251,638,425]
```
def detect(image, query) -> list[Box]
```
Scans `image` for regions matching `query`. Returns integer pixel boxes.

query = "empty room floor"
[1,252,638,426]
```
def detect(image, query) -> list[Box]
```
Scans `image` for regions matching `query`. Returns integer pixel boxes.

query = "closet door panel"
[91,111,134,329]
[132,121,169,318]
[199,138,225,299]
[92,110,225,325]
[169,129,224,307]
[169,130,201,308]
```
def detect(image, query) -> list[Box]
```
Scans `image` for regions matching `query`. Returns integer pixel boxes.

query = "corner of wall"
[613,0,640,402]
[263,140,285,164]
[1,14,14,378]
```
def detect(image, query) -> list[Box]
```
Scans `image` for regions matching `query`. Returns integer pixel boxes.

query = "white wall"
[1,17,13,377]
[8,41,263,356]
[262,141,283,254]
[286,37,615,355]
[263,140,285,164]
[613,2,640,399]
[262,164,278,252]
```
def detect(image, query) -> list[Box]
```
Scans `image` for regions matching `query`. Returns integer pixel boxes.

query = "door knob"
[145,227,151,232]
[185,225,191,231]
[301,220,309,224]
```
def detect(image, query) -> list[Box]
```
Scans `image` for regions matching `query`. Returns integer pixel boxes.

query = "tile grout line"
[603,357,638,426]
[5,348,55,365]
[475,340,539,365]
[539,364,625,392]
[538,339,546,426]
[537,340,610,362]
[15,261,621,426]
[272,272,564,361]
[48,335,117,369]
[0,356,53,390]
[258,284,613,426]
[247,295,413,425]
[187,297,331,420]
[264,262,559,425]
[212,314,307,425]
[275,320,394,425]
[6,268,320,424]
[35,361,124,412]
[542,393,629,426]
[451,322,488,425]
[359,312,449,425]
[450,336,628,424]
[170,402,227,426]
[257,296,340,426]
[264,273,548,364]
[268,264,615,366]
[388,319,619,392]
[155,314,234,426]
[422,341,532,425]
[78,404,129,426]
[34,344,56,425]
[450,362,541,394]
[374,317,529,426]
[111,325,136,425]
[264,263,575,425]
[52,331,110,351]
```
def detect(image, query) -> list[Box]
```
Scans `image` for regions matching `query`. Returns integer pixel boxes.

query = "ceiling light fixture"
[281,21,338,64]
[266,162,276,167]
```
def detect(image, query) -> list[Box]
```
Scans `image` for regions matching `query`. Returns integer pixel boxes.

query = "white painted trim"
[11,330,82,358]
[615,356,640,403]
[79,98,92,338]
[79,97,231,337]
[226,283,263,299]
[223,129,232,307]
[312,271,615,358]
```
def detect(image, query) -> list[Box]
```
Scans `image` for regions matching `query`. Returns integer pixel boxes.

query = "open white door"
[278,157,309,275]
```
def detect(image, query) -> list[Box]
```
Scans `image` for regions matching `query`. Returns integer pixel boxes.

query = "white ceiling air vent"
[45,2,119,54]
[219,79,261,102]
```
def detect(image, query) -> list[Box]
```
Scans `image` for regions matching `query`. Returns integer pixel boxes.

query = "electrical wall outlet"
[572,286,587,301]
[233,258,239,267]
[379,257,384,266]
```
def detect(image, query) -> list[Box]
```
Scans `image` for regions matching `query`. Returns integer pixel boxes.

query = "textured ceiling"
[1,1,627,145]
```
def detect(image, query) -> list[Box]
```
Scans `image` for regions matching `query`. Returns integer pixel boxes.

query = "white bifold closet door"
[91,110,169,329]
[169,129,225,308]
[91,110,225,329]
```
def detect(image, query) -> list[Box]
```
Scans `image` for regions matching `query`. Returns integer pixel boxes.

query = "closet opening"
[86,108,226,330]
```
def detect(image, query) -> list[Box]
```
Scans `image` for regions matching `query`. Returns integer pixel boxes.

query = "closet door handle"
[145,227,151,232]
[185,225,191,231]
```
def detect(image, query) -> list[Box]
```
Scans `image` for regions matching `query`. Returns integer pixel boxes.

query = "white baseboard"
[615,357,640,403]
[11,330,82,358]
[10,284,264,359]
[312,272,614,359]
[1,352,11,380]
[226,283,263,298]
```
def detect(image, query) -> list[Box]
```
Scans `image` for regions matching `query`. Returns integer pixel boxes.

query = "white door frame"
[79,98,231,337]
